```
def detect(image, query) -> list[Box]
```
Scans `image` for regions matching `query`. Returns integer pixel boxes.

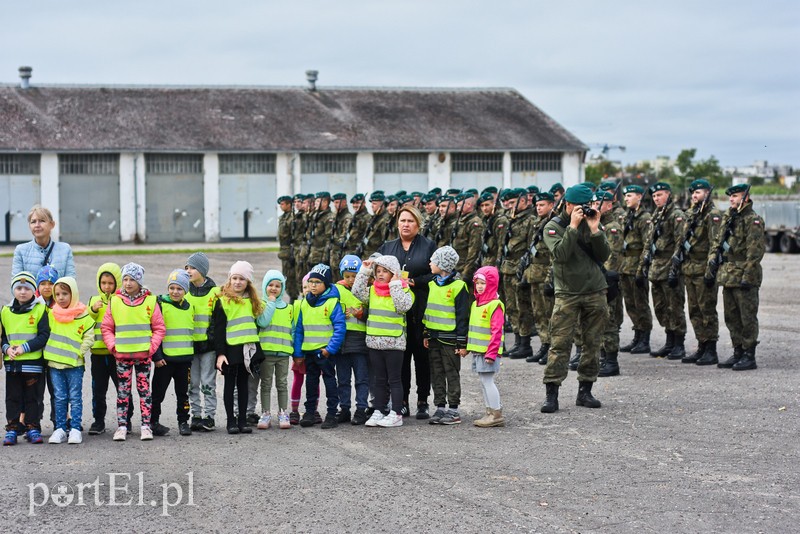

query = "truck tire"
[765,234,781,252]
[779,233,799,253]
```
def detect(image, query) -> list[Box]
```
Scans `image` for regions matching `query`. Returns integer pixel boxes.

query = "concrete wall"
[562,151,585,186]
[40,153,59,241]
[203,153,220,242]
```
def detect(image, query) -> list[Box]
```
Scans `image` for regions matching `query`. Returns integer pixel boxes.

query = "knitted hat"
[372,254,402,277]
[185,252,210,278]
[339,255,362,274]
[229,261,254,283]
[430,246,459,273]
[307,263,332,287]
[36,265,59,286]
[11,271,36,291]
[121,262,145,284]
[167,269,191,293]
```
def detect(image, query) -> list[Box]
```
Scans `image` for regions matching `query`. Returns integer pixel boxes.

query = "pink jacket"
[473,266,504,361]
[101,289,165,363]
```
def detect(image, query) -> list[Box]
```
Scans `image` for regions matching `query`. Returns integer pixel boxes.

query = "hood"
[261,269,288,308]
[372,254,402,277]
[473,266,500,306]
[96,262,122,299]
[52,276,88,322]
[55,276,80,308]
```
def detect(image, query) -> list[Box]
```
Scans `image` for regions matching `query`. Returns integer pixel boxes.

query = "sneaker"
[140,426,153,440]
[376,410,403,428]
[3,430,18,446]
[88,421,105,435]
[151,422,170,436]
[49,428,68,444]
[364,411,385,427]
[68,428,82,444]
[238,424,253,434]
[289,411,300,426]
[440,409,462,425]
[429,407,447,425]
[278,410,291,429]
[321,414,338,429]
[246,413,260,426]
[227,424,240,434]
[313,411,323,425]
[179,422,192,436]
[257,412,272,430]
[416,403,430,420]
[400,403,410,418]
[27,429,44,444]
[201,416,215,432]
[113,426,127,441]
[351,408,368,426]
[335,409,351,424]
[190,417,203,431]
[299,412,316,428]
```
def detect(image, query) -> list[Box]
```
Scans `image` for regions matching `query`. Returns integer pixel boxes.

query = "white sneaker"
[113,426,127,441]
[140,426,153,441]
[278,410,291,429]
[48,428,67,444]
[376,410,403,428]
[364,411,385,427]
[67,428,82,444]
[257,412,272,430]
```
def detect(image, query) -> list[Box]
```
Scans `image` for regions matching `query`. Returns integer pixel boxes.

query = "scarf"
[373,278,409,296]
[52,302,88,323]
[9,295,44,313]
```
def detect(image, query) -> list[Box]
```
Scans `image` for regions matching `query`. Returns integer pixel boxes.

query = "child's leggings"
[116,361,152,427]
[478,372,501,410]
[290,365,318,413]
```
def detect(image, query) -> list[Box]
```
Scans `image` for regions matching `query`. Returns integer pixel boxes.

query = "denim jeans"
[50,366,84,431]
[336,352,369,411]
[304,352,339,416]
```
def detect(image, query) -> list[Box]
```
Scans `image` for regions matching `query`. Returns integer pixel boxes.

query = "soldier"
[619,185,653,354]
[411,191,423,209]
[671,179,723,365]
[276,195,298,299]
[451,195,484,284]
[540,184,610,413]
[524,192,556,364]
[599,180,627,226]
[549,183,565,204]
[328,192,352,281]
[343,193,369,255]
[477,191,507,268]
[596,191,624,377]
[420,192,440,239]
[638,182,687,359]
[292,194,310,293]
[434,195,458,248]
[526,185,540,206]
[704,184,764,371]
[498,188,536,360]
[384,195,400,241]
[361,191,391,257]
[307,192,335,268]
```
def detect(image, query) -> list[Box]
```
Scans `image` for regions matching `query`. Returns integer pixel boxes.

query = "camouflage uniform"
[499,205,535,337]
[292,209,309,293]
[363,209,392,258]
[620,207,653,333]
[344,205,370,256]
[328,207,352,280]
[452,210,484,282]
[524,213,555,347]
[436,212,458,248]
[307,207,335,266]
[481,211,508,267]
[601,211,624,354]
[277,208,298,298]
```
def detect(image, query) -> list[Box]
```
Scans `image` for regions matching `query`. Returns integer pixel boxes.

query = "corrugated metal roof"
[0,84,586,153]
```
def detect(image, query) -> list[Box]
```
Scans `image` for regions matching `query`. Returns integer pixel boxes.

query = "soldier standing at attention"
[619,185,653,354]
[704,184,764,371]
[596,191,624,377]
[477,191,507,268]
[540,184,610,413]
[638,182,687,360]
[673,179,723,365]
[328,193,352,281]
[308,192,335,268]
[524,192,556,364]
[599,181,627,225]
[362,192,391,257]
[420,193,440,239]
[451,195,484,285]
[277,195,298,299]
[292,194,309,295]
[549,183,565,204]
[434,195,458,248]
[343,193,370,256]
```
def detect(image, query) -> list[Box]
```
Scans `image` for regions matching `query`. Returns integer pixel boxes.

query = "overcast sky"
[2,1,797,167]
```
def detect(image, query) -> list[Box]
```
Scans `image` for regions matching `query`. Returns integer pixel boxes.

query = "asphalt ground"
[0,249,797,533]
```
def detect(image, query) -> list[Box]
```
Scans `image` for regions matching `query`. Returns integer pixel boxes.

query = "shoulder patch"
[753,220,761,225]
[712,217,720,222]
[497,224,505,229]
[547,229,557,236]
[610,228,618,234]
[473,222,481,226]
[676,217,683,222]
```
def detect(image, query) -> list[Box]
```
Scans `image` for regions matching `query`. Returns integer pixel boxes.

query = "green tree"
[585,160,620,185]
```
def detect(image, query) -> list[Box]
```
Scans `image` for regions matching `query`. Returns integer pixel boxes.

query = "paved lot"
[0,249,798,532]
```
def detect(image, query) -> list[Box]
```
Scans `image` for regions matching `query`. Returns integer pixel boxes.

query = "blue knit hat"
[36,265,59,286]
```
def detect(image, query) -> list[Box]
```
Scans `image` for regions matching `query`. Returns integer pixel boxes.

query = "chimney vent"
[19,66,32,89]
[305,70,318,91]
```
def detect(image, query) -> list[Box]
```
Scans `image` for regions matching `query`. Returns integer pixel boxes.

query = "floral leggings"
[116,362,152,427]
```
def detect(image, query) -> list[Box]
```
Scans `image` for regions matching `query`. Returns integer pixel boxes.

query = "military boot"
[537,343,551,365]
[525,343,543,363]
[732,347,757,371]
[576,381,602,408]
[511,336,533,360]
[540,383,559,413]
[630,330,651,354]
[666,332,686,360]
[598,352,620,377]
[696,340,719,366]
[682,341,705,364]
[619,330,640,353]
[718,346,744,368]
[650,331,674,358]
[568,346,582,370]
[505,333,522,357]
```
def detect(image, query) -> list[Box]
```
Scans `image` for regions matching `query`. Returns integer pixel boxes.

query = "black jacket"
[378,234,437,325]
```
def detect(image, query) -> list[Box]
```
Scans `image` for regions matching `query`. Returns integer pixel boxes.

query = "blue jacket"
[12,240,76,279]
[293,285,346,357]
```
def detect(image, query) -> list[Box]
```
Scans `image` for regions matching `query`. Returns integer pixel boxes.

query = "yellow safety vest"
[466,299,504,355]
[366,286,413,338]
[160,300,196,357]
[423,280,466,332]
[337,285,367,333]
[1,304,47,361]
[185,287,220,342]
[110,294,157,353]
[299,298,336,351]
[220,298,259,345]
[258,306,294,354]
[88,295,111,354]
[44,313,94,367]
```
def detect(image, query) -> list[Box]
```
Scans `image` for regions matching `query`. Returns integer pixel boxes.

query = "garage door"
[145,154,205,242]
[58,154,121,244]
[0,154,41,243]
[300,154,357,197]
[219,154,278,239]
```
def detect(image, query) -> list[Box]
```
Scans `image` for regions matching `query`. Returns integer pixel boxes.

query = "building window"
[512,152,562,172]
[451,153,503,173]
[0,154,40,175]
[374,153,428,174]
[219,154,276,174]
[301,154,357,174]
[59,154,119,175]
[146,154,204,174]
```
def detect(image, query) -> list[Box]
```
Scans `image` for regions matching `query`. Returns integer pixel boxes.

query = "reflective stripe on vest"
[220,298,259,345]
[337,285,366,333]
[88,295,110,354]
[300,298,336,351]
[423,280,466,332]
[185,287,220,341]
[259,306,294,354]
[466,299,505,355]
[366,286,412,338]
[1,304,46,361]
[110,294,157,353]
[160,301,195,357]
[44,314,94,366]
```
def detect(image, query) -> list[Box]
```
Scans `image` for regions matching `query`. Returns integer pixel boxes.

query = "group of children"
[2,245,506,445]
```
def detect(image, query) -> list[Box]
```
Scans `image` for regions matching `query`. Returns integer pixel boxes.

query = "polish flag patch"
[547,229,557,236]
[754,220,761,225]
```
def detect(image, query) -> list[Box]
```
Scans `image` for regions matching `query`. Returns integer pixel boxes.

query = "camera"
[580,204,597,217]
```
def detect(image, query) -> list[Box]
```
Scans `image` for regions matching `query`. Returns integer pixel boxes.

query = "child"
[151,270,195,437]
[87,263,133,434]
[288,274,319,426]
[214,261,264,434]
[254,270,293,429]
[101,263,166,442]
[36,266,59,308]
[184,252,220,432]
[294,264,346,429]
[423,246,469,425]
[467,266,505,427]
[2,272,50,445]
[335,255,370,425]
[352,254,413,428]
[44,277,94,444]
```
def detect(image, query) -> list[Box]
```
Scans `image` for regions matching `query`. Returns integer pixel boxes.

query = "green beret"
[526,185,540,194]
[689,179,711,192]
[446,188,462,196]
[564,184,595,204]
[292,193,304,201]
[395,190,407,197]
[303,194,315,200]
[428,187,442,195]
[502,189,522,201]
[421,193,437,203]
[582,182,597,192]
[411,191,423,198]
[332,192,347,201]
[277,195,292,204]
[315,191,331,199]
[369,191,386,202]
[478,192,495,204]
[351,193,365,202]
[623,185,644,195]
[725,183,749,195]
[549,182,564,194]
[598,191,615,201]
[465,188,478,196]
[399,195,414,204]
[437,195,455,206]
[386,195,398,203]
[650,182,671,193]
[481,186,498,195]
[599,181,617,192]
[535,192,555,203]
